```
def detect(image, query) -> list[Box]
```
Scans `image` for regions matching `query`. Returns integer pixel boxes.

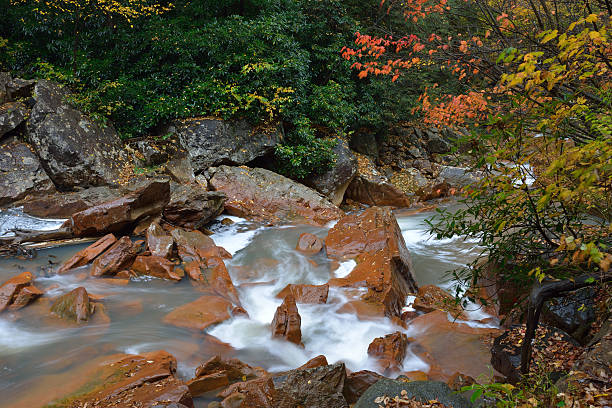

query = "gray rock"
[0,73,11,103]
[0,140,55,206]
[542,287,596,344]
[425,133,451,154]
[0,102,28,138]
[273,363,348,408]
[438,166,482,188]
[27,80,126,189]
[176,118,281,172]
[350,131,379,158]
[345,157,412,208]
[354,379,471,408]
[304,139,357,205]
[163,183,226,230]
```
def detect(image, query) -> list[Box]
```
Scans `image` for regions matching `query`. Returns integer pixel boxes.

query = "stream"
[0,206,492,407]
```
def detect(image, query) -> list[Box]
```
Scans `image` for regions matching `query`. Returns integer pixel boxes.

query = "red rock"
[10,285,43,310]
[402,371,429,381]
[295,233,324,254]
[132,255,183,281]
[50,287,92,323]
[57,233,117,274]
[271,295,303,347]
[326,207,418,318]
[187,372,230,396]
[90,236,137,277]
[187,356,268,396]
[146,221,174,258]
[343,370,383,404]
[276,283,329,304]
[217,377,276,408]
[401,310,419,322]
[70,180,170,236]
[163,295,234,331]
[0,271,35,312]
[413,284,465,318]
[204,257,241,305]
[185,260,205,282]
[446,372,476,391]
[171,227,216,262]
[367,331,409,373]
[297,355,328,370]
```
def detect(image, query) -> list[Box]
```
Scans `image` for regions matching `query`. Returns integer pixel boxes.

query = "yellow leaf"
[541,30,558,44]
[585,14,598,23]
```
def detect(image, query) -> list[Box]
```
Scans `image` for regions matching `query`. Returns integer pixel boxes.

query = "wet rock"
[354,379,471,408]
[176,118,281,172]
[303,139,358,205]
[218,377,276,408]
[163,184,226,230]
[438,165,482,189]
[0,102,27,138]
[57,233,117,274]
[295,232,324,254]
[10,284,44,309]
[0,271,38,312]
[163,295,234,331]
[345,154,412,207]
[418,180,451,202]
[171,228,217,262]
[276,283,329,304]
[413,284,464,318]
[0,140,55,206]
[71,180,170,236]
[22,186,122,218]
[343,370,383,404]
[165,154,197,184]
[90,236,137,277]
[188,372,230,397]
[209,165,343,226]
[50,286,93,323]
[27,80,125,189]
[188,356,266,397]
[326,206,418,318]
[271,295,303,346]
[132,255,183,281]
[272,363,348,408]
[147,221,174,258]
[297,355,329,370]
[542,287,596,344]
[367,331,409,373]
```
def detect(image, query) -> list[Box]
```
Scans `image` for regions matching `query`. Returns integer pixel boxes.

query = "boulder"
[10,284,43,309]
[0,271,40,312]
[350,131,379,158]
[297,355,329,370]
[423,129,452,154]
[209,165,343,226]
[70,180,170,236]
[187,356,266,397]
[295,232,324,254]
[342,370,383,404]
[0,74,35,102]
[50,286,93,323]
[171,228,230,263]
[354,379,471,408]
[389,168,430,196]
[27,80,126,189]
[326,207,418,318]
[345,154,412,207]
[22,186,123,218]
[90,236,137,277]
[271,295,303,346]
[304,139,358,205]
[542,287,596,344]
[163,184,225,230]
[276,283,329,304]
[367,331,409,373]
[147,222,174,258]
[218,377,276,408]
[0,102,28,138]
[176,118,281,172]
[571,315,612,382]
[438,166,482,189]
[132,255,183,281]
[0,140,55,206]
[163,295,235,331]
[57,233,117,274]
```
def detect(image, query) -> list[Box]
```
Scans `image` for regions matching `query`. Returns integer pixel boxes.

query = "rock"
[354,379,471,408]
[0,271,37,312]
[0,102,27,138]
[389,168,430,195]
[27,80,125,189]
[70,180,170,236]
[542,287,596,344]
[163,184,226,230]
[271,295,303,346]
[438,166,482,189]
[297,355,329,370]
[413,285,464,318]
[343,370,383,404]
[165,154,197,184]
[209,165,343,226]
[345,154,412,207]
[350,131,379,158]
[176,118,281,171]
[295,233,324,254]
[0,74,36,103]
[304,139,358,205]
[446,372,476,391]
[326,207,418,318]
[171,228,216,262]
[572,315,612,382]
[272,363,348,408]
[188,372,230,397]
[187,356,266,397]
[0,140,55,206]
[90,236,137,277]
[22,186,122,218]
[50,287,93,323]
[276,283,329,304]
[10,284,43,309]
[367,331,409,373]
[163,295,234,331]
[147,222,174,258]
[218,377,276,408]
[57,233,117,274]
[132,255,183,281]
[418,180,451,201]
[424,131,451,154]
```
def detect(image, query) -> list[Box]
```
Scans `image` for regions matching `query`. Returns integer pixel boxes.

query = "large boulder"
[342,370,384,404]
[70,180,170,236]
[304,139,358,205]
[0,102,28,138]
[354,379,471,408]
[176,118,281,172]
[0,140,55,206]
[326,207,418,318]
[345,154,412,207]
[162,184,225,230]
[26,80,125,189]
[22,186,123,218]
[271,295,303,346]
[209,165,343,226]
[0,73,35,103]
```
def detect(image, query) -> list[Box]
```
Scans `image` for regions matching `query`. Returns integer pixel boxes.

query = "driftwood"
[520,272,612,375]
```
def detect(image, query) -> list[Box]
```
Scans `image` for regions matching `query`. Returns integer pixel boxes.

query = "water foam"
[0,207,66,238]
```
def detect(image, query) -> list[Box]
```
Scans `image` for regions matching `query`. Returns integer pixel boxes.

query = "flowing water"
[0,206,491,407]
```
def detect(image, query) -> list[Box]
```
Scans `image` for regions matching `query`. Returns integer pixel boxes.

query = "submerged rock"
[209,165,343,226]
[367,331,409,373]
[50,286,93,323]
[163,295,235,331]
[57,233,117,274]
[163,184,226,230]
[271,295,303,347]
[295,232,324,254]
[413,284,465,319]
